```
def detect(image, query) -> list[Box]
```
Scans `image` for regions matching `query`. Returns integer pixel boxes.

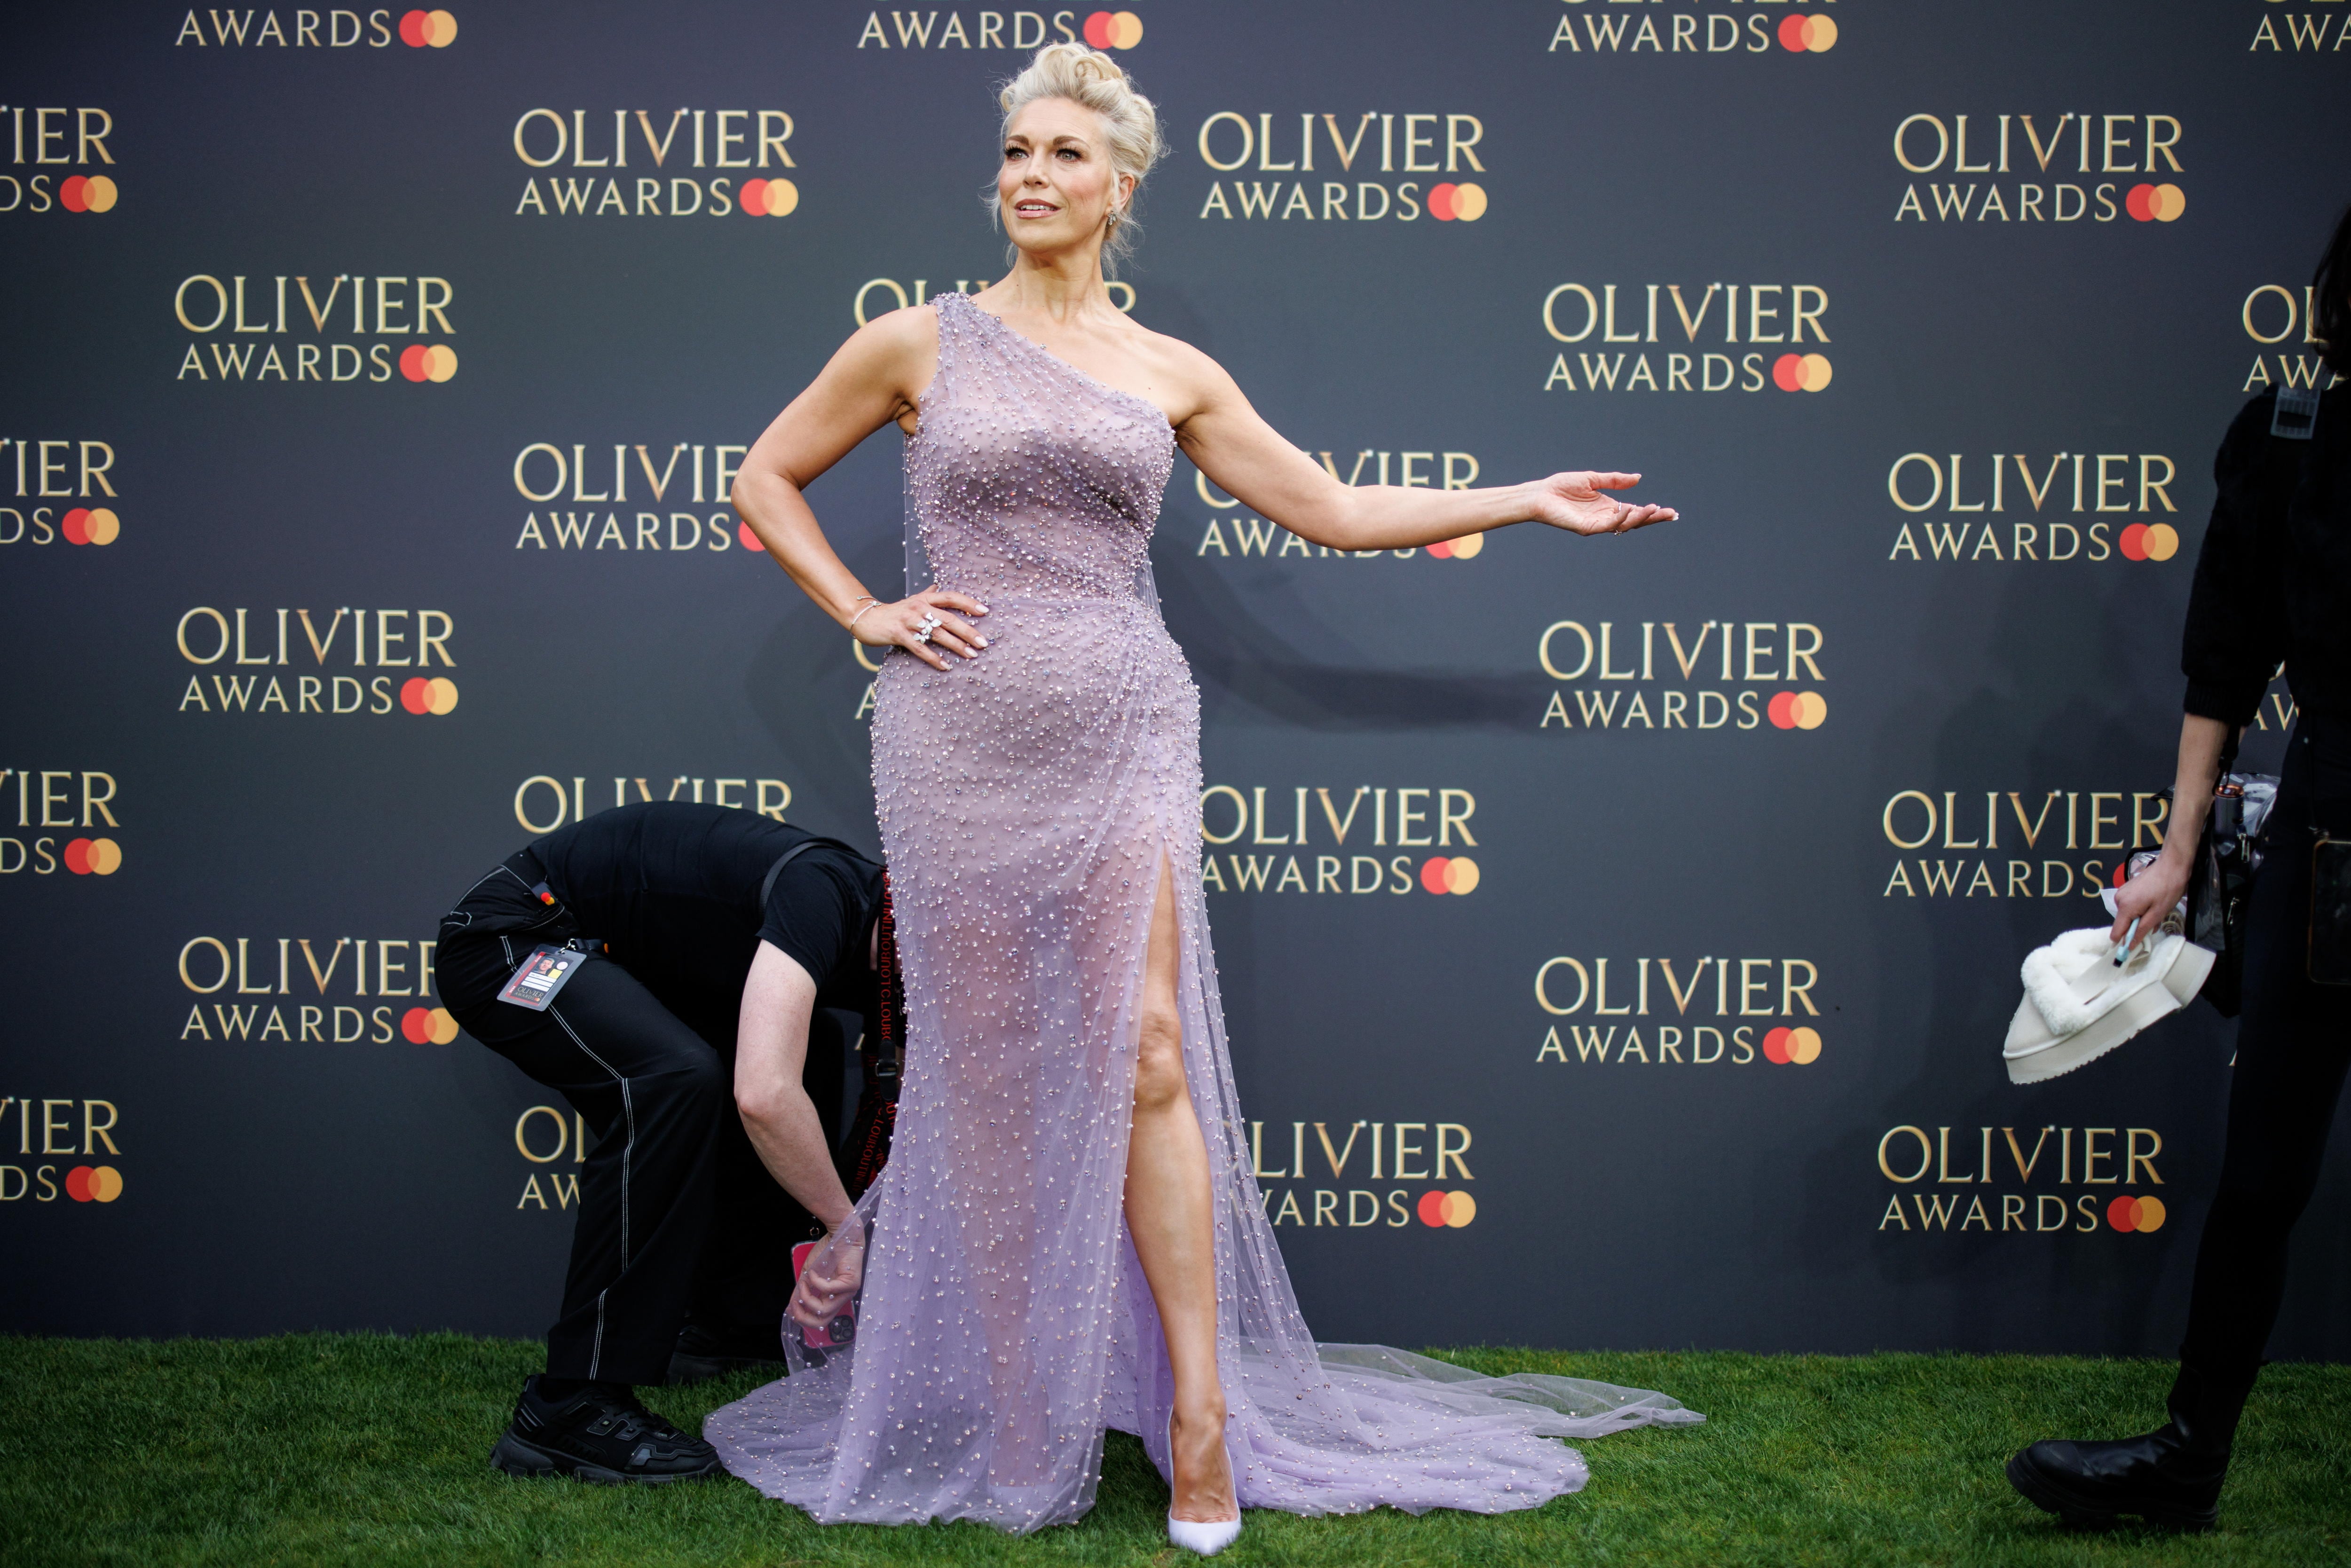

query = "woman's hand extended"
[1527,471,1678,536]
[855,589,989,671]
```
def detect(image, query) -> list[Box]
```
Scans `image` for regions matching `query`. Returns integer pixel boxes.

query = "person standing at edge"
[2008,205,2351,1532]
[435,800,896,1485]
[714,41,1688,1557]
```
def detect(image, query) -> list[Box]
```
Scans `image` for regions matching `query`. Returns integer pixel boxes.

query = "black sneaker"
[666,1317,787,1387]
[489,1376,722,1484]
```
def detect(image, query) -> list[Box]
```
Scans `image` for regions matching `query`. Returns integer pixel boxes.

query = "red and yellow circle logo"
[1427,183,1487,222]
[1416,1190,1477,1228]
[2107,1193,2167,1233]
[401,1006,461,1044]
[1761,1025,1822,1064]
[63,837,123,875]
[1082,10,1143,48]
[1424,535,1482,559]
[2118,522,2179,562]
[397,345,458,383]
[1772,352,1833,392]
[1778,15,1838,52]
[65,1165,124,1202]
[60,507,120,546]
[1766,691,1828,730]
[399,9,458,47]
[740,178,799,217]
[398,676,460,715]
[1419,856,1479,894]
[59,174,119,213]
[2124,184,2185,223]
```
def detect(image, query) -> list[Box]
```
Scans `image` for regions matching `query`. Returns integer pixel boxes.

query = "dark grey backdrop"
[3,0,2347,1362]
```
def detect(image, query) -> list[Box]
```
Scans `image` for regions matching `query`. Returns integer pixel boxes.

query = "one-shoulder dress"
[706,288,1698,1532]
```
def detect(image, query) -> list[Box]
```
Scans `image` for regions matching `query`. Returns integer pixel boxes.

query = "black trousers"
[2180,718,2351,1380]
[440,855,839,1384]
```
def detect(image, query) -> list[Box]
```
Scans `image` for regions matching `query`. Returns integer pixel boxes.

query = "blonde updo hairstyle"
[992,42,1165,274]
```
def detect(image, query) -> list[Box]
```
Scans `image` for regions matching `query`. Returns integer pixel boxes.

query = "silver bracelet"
[847,599,883,632]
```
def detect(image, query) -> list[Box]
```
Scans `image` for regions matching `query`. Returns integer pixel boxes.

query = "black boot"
[489,1375,723,1484]
[2006,1364,2255,1531]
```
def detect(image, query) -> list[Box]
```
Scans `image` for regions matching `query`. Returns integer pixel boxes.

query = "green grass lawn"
[0,1336,2343,1567]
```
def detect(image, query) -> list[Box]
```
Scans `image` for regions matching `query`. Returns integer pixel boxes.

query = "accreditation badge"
[497,944,588,1011]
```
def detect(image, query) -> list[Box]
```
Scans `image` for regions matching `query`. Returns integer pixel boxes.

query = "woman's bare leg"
[1123,850,1236,1522]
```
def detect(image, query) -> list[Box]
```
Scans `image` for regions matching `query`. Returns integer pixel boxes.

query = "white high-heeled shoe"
[1165,1413,1242,1557]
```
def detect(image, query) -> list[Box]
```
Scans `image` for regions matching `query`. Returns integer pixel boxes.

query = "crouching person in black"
[2007,206,2351,1531]
[437,800,891,1484]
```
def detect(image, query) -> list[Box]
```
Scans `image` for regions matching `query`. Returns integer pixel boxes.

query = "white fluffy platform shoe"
[2003,928,2214,1084]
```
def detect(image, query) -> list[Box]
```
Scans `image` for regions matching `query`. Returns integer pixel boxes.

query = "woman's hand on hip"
[1529,472,1678,536]
[856,589,989,670]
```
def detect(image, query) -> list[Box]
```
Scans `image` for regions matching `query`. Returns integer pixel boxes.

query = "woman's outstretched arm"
[732,306,990,670]
[1172,346,1676,549]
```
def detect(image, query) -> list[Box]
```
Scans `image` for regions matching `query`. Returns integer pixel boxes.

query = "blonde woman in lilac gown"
[718,42,1693,1554]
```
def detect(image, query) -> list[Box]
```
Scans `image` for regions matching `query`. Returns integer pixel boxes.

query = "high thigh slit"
[706,288,1701,1532]
[1124,843,1239,1521]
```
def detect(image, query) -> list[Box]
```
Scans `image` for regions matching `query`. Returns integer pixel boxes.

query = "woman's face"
[998,97,1131,257]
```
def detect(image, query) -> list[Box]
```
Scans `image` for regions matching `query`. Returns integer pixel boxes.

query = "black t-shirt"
[531,803,881,1039]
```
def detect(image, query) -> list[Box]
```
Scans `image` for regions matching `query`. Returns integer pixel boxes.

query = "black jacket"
[2182,383,2351,727]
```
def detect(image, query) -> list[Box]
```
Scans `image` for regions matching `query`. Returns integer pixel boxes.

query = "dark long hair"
[2318,204,2351,381]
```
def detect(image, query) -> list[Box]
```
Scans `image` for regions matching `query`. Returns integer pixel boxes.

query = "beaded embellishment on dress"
[706,290,1700,1533]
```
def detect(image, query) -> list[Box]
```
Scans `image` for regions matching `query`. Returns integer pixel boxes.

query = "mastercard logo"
[1423,535,1483,559]
[1419,856,1479,895]
[1766,691,1827,730]
[1082,10,1143,48]
[58,174,119,214]
[741,178,799,217]
[397,344,458,383]
[60,507,120,546]
[2125,183,2185,223]
[1777,14,1838,52]
[1416,1190,1476,1228]
[398,9,458,47]
[65,1165,123,1203]
[401,1006,461,1044]
[398,676,459,715]
[2107,1193,2167,1233]
[1427,182,1487,222]
[63,837,122,875]
[2118,522,2179,562]
[1771,353,1832,393]
[1761,1025,1822,1065]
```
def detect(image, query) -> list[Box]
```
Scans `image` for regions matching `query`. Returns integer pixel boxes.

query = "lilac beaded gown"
[706,290,1699,1532]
